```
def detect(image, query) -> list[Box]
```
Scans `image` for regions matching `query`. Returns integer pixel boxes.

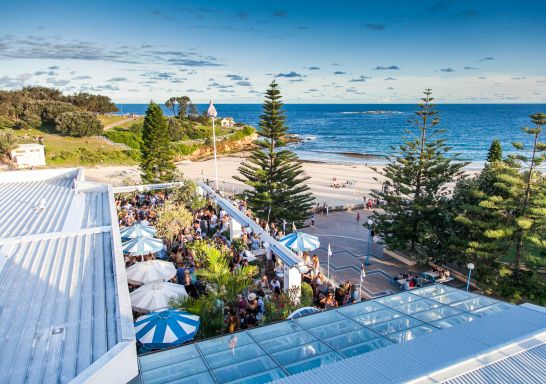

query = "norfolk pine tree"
[140,102,176,183]
[371,89,467,262]
[234,81,314,225]
[482,112,546,267]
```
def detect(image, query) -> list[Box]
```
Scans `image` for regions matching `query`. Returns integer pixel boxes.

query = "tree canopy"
[371,89,467,262]
[140,102,177,183]
[234,81,314,225]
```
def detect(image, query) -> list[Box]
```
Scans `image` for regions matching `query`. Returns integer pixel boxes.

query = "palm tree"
[170,243,257,337]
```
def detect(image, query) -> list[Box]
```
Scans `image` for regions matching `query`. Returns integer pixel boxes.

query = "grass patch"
[104,128,142,150]
[98,114,129,126]
[12,127,137,167]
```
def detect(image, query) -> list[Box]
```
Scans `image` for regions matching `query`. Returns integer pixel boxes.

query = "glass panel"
[392,299,441,315]
[139,344,201,372]
[431,313,478,329]
[411,284,456,298]
[325,327,380,349]
[309,319,362,339]
[272,341,333,366]
[377,292,423,307]
[452,296,499,312]
[340,337,394,357]
[294,310,346,328]
[164,371,215,384]
[197,332,254,355]
[204,343,265,369]
[471,302,513,317]
[387,325,437,342]
[411,306,461,322]
[249,320,303,341]
[284,351,344,375]
[352,308,403,326]
[225,368,287,384]
[430,290,475,305]
[335,301,386,317]
[212,356,278,384]
[141,357,208,384]
[369,316,423,335]
[259,330,317,354]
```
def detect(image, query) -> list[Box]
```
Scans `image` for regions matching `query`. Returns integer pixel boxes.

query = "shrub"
[172,142,198,156]
[104,129,142,150]
[54,111,103,137]
[0,129,17,156]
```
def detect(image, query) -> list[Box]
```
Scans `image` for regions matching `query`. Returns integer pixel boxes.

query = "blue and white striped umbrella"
[135,309,200,349]
[122,237,164,256]
[120,223,157,240]
[279,231,320,252]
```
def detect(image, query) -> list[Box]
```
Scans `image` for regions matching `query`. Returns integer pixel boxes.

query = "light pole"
[207,101,219,191]
[365,219,373,266]
[466,263,475,291]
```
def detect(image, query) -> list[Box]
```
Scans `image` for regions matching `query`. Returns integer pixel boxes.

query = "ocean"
[116,103,546,168]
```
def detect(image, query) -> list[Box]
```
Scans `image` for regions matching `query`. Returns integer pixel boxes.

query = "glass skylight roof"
[138,286,514,384]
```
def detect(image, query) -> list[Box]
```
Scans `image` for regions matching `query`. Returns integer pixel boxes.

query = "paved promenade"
[302,209,466,299]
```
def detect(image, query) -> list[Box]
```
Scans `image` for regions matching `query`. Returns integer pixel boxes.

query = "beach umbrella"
[122,237,164,256]
[288,306,321,319]
[120,223,157,240]
[279,231,320,252]
[130,282,188,313]
[135,309,200,349]
[126,260,176,285]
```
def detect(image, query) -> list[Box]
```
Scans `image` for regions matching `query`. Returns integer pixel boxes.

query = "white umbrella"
[130,282,187,313]
[126,260,176,285]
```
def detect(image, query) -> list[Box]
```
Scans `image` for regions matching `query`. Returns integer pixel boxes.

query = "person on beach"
[356,212,360,223]
[311,214,315,226]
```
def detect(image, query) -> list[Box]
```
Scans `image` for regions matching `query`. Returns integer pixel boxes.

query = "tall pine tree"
[234,81,314,225]
[483,112,546,267]
[371,89,467,262]
[140,102,176,183]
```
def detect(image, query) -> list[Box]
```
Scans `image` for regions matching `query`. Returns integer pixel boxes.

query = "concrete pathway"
[301,210,462,299]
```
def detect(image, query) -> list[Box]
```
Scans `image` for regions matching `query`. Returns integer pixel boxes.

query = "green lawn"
[13,127,137,167]
[97,114,129,126]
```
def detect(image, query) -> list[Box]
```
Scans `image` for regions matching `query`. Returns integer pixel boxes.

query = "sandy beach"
[85,155,387,208]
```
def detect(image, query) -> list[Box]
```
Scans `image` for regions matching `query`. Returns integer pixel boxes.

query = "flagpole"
[327,243,331,280]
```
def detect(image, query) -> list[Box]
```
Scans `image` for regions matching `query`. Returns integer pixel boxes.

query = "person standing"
[356,212,360,223]
[311,213,315,226]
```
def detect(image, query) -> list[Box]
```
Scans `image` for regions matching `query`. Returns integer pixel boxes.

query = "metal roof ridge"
[0,226,112,245]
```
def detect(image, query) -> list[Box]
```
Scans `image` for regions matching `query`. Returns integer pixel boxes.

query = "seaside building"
[221,117,235,128]
[0,169,544,384]
[9,143,46,168]
[0,168,137,384]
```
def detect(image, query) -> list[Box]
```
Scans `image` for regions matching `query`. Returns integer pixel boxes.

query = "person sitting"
[258,275,269,291]
[270,277,281,293]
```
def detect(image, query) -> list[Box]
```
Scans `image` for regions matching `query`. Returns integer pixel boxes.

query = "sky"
[1,0,545,103]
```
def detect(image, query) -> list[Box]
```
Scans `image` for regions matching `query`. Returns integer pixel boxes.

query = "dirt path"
[103,117,137,130]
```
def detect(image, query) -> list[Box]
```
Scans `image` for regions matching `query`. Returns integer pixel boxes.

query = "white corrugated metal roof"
[0,169,137,384]
[444,344,546,384]
[0,176,75,238]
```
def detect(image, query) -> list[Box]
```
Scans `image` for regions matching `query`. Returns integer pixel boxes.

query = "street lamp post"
[365,219,373,266]
[207,101,219,191]
[466,262,475,291]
